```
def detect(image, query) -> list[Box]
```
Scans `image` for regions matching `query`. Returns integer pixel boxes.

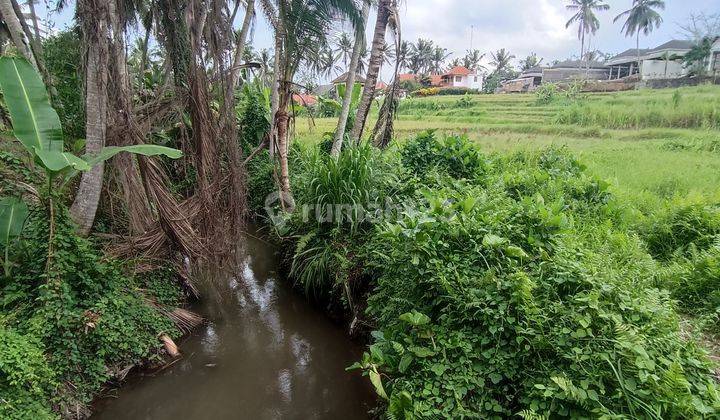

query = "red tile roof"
[444,66,472,76]
[397,73,444,87]
[292,93,317,106]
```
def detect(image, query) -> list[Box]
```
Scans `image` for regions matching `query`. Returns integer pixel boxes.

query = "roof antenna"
[470,25,474,51]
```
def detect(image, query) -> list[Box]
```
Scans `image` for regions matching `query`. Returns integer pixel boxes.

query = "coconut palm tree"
[0,0,35,66]
[462,49,486,71]
[349,0,399,144]
[261,0,363,205]
[614,0,665,75]
[409,38,435,73]
[519,52,543,71]
[429,46,451,73]
[490,48,515,73]
[565,0,610,69]
[334,32,354,69]
[332,0,369,158]
[397,40,410,72]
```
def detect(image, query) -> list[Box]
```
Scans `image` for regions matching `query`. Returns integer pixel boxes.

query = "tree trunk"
[230,0,255,87]
[331,0,369,158]
[275,88,294,211]
[27,0,41,40]
[0,0,36,67]
[70,0,110,235]
[349,0,389,144]
[269,23,282,158]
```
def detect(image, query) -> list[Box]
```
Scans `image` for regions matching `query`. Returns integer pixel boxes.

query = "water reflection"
[92,233,373,420]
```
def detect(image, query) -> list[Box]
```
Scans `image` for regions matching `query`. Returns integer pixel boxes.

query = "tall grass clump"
[280,143,400,300]
[555,100,720,129]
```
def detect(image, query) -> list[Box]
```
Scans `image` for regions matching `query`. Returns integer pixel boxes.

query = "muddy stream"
[92,232,374,419]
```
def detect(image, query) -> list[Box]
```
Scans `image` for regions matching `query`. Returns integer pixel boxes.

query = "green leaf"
[369,368,388,400]
[398,353,413,373]
[483,234,508,248]
[0,57,63,155]
[84,145,183,167]
[409,346,437,358]
[504,245,529,259]
[430,363,448,376]
[35,149,90,173]
[399,309,431,326]
[0,197,29,247]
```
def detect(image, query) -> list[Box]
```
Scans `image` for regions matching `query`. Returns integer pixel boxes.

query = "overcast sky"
[41,0,718,80]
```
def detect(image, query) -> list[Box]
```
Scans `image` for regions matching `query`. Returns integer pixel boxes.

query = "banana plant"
[0,56,182,189]
[0,197,29,277]
[0,56,182,258]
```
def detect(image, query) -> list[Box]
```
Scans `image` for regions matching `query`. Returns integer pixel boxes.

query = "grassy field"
[295,85,720,209]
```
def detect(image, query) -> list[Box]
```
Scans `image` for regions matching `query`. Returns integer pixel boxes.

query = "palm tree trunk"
[275,84,294,210]
[269,28,282,159]
[349,0,390,145]
[70,0,110,235]
[231,0,255,87]
[331,0,369,158]
[0,0,36,67]
[27,0,41,40]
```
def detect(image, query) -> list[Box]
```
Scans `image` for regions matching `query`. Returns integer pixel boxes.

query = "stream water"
[92,233,374,419]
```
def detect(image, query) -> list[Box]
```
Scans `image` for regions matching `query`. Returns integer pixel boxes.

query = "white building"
[606,40,695,80]
[440,66,484,90]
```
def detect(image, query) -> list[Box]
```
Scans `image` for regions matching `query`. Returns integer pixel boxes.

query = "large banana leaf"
[0,57,63,154]
[0,197,29,248]
[84,145,183,167]
[336,82,363,108]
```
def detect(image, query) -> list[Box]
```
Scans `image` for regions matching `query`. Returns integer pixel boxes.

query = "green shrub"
[670,245,720,320]
[1,205,181,415]
[401,131,486,180]
[0,326,56,419]
[357,182,718,419]
[535,83,558,105]
[246,150,276,216]
[641,199,720,261]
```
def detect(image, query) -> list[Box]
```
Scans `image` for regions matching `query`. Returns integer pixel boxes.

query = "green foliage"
[412,87,480,97]
[0,57,182,182]
[669,245,720,320]
[355,149,718,418]
[555,92,720,129]
[237,81,271,150]
[535,83,558,105]
[683,37,717,77]
[641,199,720,261]
[246,150,276,216]
[0,197,29,276]
[278,143,399,298]
[0,326,57,419]
[0,204,181,415]
[43,29,84,141]
[401,131,486,180]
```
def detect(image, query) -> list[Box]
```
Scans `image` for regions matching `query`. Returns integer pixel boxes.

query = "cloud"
[393,0,716,67]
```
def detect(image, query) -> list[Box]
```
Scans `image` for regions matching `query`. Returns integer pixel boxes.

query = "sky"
[37,0,719,81]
